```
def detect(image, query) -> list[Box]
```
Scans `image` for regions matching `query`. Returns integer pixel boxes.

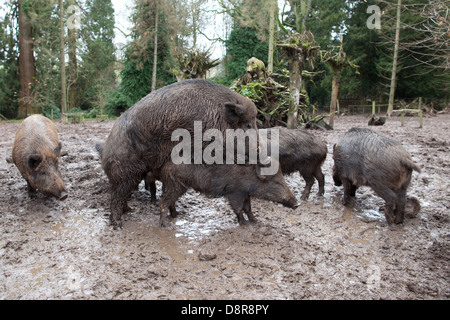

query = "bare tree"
[400,1,449,72]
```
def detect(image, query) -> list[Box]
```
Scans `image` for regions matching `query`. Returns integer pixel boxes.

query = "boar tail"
[94,141,105,158]
[401,159,421,173]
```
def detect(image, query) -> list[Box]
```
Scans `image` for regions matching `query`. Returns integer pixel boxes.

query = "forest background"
[0,0,448,126]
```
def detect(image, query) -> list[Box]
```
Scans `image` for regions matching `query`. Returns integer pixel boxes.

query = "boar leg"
[110,175,141,228]
[394,189,407,224]
[376,188,397,225]
[228,196,249,225]
[110,196,127,228]
[169,205,179,218]
[144,173,157,203]
[242,196,257,224]
[342,178,354,205]
[314,167,325,197]
[159,182,186,227]
[350,185,358,197]
[299,168,314,200]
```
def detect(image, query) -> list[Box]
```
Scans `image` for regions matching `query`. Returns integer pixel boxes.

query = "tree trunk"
[329,70,341,129]
[59,0,67,120]
[387,0,402,117]
[286,56,301,128]
[267,0,276,73]
[151,4,159,92]
[68,1,78,111]
[17,0,36,119]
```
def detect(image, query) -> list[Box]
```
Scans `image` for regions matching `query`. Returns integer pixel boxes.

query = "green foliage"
[0,7,19,119]
[41,104,61,119]
[224,27,268,82]
[112,0,177,112]
[79,0,117,111]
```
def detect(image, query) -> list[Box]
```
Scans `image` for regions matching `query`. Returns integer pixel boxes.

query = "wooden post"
[419,110,423,128]
[401,111,404,127]
[372,101,376,115]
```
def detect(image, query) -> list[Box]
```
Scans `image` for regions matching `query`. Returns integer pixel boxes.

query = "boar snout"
[57,189,68,201]
[43,183,67,200]
[282,192,299,209]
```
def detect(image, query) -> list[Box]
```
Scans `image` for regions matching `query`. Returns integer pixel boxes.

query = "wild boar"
[332,127,420,225]
[261,127,327,200]
[158,157,299,227]
[12,115,67,200]
[98,79,259,227]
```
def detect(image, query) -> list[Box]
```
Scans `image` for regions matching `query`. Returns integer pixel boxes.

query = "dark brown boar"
[261,127,327,200]
[332,127,420,225]
[98,79,259,228]
[158,158,299,227]
[12,115,67,200]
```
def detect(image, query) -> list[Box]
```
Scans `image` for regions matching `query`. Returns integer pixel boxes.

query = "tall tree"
[17,0,36,118]
[119,0,177,107]
[59,0,67,119]
[218,0,276,80]
[321,35,358,128]
[67,0,79,110]
[0,3,20,118]
[267,0,277,73]
[387,0,402,116]
[279,0,319,128]
[79,0,116,110]
[151,1,159,92]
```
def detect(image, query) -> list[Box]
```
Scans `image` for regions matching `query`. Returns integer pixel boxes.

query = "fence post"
[419,110,423,128]
[372,101,376,115]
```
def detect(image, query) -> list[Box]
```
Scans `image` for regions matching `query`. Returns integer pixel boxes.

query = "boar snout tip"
[59,192,68,201]
[283,198,299,209]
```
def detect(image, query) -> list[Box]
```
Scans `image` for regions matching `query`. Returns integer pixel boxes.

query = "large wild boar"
[98,79,259,227]
[158,158,299,227]
[261,127,327,200]
[12,115,67,200]
[332,127,420,225]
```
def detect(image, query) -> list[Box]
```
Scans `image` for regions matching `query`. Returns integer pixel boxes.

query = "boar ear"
[225,102,245,126]
[54,142,62,157]
[28,154,43,171]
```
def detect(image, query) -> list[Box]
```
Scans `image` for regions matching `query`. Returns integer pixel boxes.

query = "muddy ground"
[0,114,448,300]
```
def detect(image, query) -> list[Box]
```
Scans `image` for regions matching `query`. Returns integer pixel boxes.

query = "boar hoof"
[248,217,258,224]
[238,218,251,226]
[342,198,351,206]
[159,215,171,228]
[110,215,123,229]
[59,193,68,201]
[383,208,395,226]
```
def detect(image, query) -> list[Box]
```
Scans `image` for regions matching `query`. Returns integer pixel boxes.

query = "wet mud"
[0,114,448,299]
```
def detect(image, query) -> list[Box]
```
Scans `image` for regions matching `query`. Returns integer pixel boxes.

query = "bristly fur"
[332,127,420,225]
[98,79,259,228]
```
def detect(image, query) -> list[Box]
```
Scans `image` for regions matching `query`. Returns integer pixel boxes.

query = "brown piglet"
[12,115,67,200]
